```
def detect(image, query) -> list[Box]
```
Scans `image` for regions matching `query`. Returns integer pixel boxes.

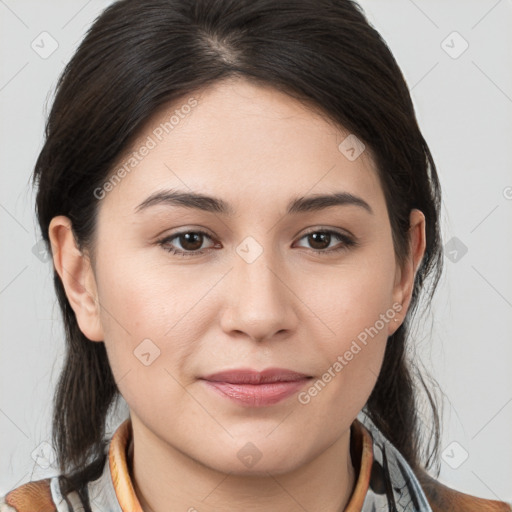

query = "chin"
[216,455,303,477]
[204,438,309,476]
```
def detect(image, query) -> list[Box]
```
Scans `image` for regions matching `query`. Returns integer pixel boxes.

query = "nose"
[219,244,298,343]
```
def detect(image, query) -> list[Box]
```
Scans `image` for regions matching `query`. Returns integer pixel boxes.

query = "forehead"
[100,77,384,216]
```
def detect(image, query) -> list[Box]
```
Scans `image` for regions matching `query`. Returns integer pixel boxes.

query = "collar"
[106,416,374,511]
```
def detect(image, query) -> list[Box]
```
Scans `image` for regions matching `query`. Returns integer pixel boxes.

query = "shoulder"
[0,478,56,512]
[415,468,512,512]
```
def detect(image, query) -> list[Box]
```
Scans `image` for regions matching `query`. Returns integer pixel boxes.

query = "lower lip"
[201,379,311,407]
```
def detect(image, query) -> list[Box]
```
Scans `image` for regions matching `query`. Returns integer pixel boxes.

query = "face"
[52,77,424,476]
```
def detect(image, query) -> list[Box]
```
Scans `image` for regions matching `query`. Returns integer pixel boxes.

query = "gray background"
[1,0,511,503]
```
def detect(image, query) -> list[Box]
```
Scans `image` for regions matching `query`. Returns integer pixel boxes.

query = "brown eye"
[158,228,357,258]
[295,229,357,254]
[176,232,204,251]
[158,230,216,257]
[307,232,332,250]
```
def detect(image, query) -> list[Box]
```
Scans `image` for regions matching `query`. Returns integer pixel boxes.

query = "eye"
[294,229,357,254]
[157,228,357,257]
[158,229,216,257]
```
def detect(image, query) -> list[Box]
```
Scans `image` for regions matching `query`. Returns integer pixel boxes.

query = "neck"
[127,420,358,512]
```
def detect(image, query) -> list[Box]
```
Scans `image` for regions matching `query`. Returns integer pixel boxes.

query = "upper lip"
[201,368,311,384]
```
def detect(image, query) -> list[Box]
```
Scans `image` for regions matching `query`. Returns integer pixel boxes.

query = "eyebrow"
[135,189,373,216]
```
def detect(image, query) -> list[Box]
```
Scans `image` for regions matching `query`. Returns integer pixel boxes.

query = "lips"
[202,367,311,384]
[200,367,312,406]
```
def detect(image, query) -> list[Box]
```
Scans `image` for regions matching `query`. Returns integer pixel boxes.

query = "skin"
[49,77,425,512]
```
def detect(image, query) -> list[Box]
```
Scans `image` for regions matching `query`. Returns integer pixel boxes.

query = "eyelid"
[159,225,354,242]
[158,228,217,250]
[157,226,357,256]
[298,225,355,240]
[293,228,357,252]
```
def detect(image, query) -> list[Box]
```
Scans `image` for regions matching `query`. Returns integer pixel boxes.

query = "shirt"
[1,414,511,511]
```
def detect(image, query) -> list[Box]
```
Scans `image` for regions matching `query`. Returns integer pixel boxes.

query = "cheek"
[296,271,394,426]
[95,246,210,338]
[93,249,227,410]
[304,241,397,345]
[97,272,197,425]
[91,251,176,386]
[295,244,396,406]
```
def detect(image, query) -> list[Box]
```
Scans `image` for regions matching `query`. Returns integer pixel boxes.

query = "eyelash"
[157,228,358,258]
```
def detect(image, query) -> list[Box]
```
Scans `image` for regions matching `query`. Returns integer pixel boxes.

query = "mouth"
[200,367,313,407]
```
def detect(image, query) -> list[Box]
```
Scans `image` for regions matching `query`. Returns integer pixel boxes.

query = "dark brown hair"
[32,0,443,508]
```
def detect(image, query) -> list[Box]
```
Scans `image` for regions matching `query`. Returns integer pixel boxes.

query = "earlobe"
[48,216,104,342]
[390,209,426,334]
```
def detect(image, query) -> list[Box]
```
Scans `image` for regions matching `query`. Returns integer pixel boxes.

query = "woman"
[1,0,510,510]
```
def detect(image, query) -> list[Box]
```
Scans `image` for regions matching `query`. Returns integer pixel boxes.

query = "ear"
[48,216,104,342]
[389,209,426,334]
